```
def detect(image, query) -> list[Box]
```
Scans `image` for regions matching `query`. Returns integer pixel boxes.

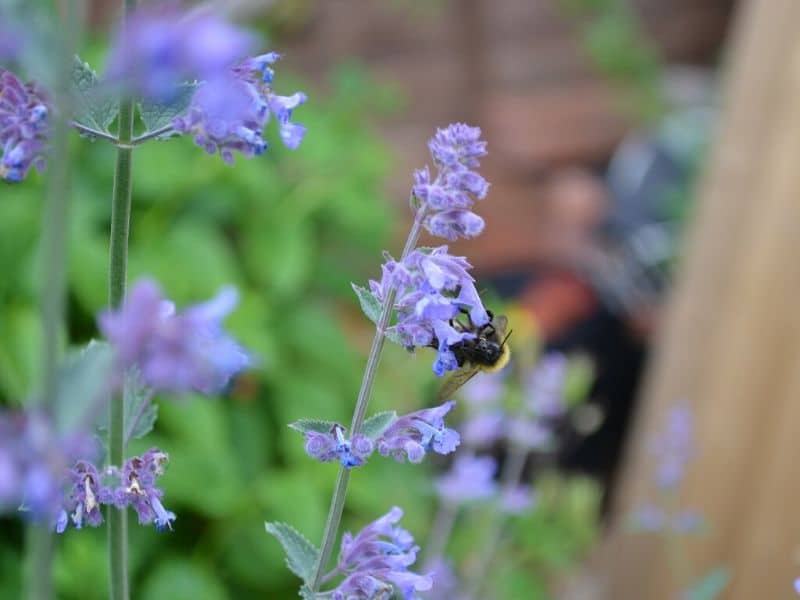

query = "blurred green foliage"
[560,0,665,123]
[0,59,600,599]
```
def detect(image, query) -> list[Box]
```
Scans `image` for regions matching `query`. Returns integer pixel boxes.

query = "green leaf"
[685,566,730,600]
[288,419,336,435]
[359,411,396,439]
[70,56,118,134]
[54,341,113,434]
[351,283,402,344]
[264,522,319,583]
[139,83,198,134]
[123,370,157,444]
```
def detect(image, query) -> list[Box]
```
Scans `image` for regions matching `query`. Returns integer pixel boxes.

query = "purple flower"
[460,371,505,406]
[376,402,460,463]
[420,558,460,600]
[461,411,505,447]
[501,485,536,515]
[435,454,497,505]
[113,448,175,531]
[650,403,694,489]
[173,53,307,163]
[794,578,800,595]
[60,460,111,531]
[526,353,568,418]
[0,69,49,182]
[412,123,489,240]
[330,507,433,600]
[304,424,374,468]
[507,416,553,450]
[98,278,249,395]
[0,410,96,524]
[628,505,667,532]
[106,6,254,100]
[368,246,489,376]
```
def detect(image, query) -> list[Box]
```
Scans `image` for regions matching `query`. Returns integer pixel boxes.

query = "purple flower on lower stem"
[461,411,505,447]
[526,353,568,418]
[330,507,433,600]
[794,578,800,595]
[304,424,374,468]
[173,53,307,163]
[0,411,96,523]
[507,416,553,451]
[0,69,49,182]
[435,454,497,505]
[376,402,460,463]
[114,448,175,531]
[650,403,694,490]
[98,278,249,395]
[501,485,536,515]
[60,461,111,531]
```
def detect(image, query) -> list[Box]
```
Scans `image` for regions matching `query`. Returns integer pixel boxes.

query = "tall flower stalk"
[308,209,427,593]
[24,1,82,598]
[107,2,137,596]
[273,123,492,598]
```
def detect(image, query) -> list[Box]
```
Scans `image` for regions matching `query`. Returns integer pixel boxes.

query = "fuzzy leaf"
[288,419,336,435]
[351,283,402,344]
[54,340,114,434]
[70,57,117,133]
[264,522,319,583]
[359,411,397,439]
[123,369,157,444]
[139,83,198,135]
[685,566,730,600]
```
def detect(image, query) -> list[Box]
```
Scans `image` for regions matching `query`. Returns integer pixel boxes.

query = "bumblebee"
[434,310,511,400]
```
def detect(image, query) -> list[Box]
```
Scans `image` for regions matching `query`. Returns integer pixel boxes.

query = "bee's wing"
[492,315,508,337]
[437,365,480,401]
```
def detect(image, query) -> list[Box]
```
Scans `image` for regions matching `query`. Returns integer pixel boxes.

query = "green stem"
[309,210,426,594]
[464,445,528,600]
[24,1,82,597]
[421,502,458,568]
[108,0,136,591]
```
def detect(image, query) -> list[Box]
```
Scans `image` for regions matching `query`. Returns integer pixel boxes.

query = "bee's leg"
[458,307,475,329]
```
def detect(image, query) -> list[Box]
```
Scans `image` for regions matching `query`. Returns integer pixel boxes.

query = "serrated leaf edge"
[264,521,319,583]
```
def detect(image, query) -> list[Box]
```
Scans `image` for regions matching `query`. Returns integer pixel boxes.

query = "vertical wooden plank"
[595,0,800,598]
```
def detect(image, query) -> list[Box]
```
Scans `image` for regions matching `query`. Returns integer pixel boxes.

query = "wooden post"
[594,0,800,598]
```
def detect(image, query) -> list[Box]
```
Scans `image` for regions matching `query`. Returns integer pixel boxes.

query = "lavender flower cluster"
[108,7,306,162]
[99,279,249,395]
[460,353,569,451]
[172,52,307,162]
[326,507,432,599]
[412,123,489,240]
[0,69,49,182]
[0,411,94,522]
[58,448,175,533]
[0,279,248,535]
[628,403,705,535]
[370,246,490,376]
[1,7,306,184]
[302,401,460,468]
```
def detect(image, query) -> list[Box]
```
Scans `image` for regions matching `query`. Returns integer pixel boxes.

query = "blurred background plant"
[0,0,758,596]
